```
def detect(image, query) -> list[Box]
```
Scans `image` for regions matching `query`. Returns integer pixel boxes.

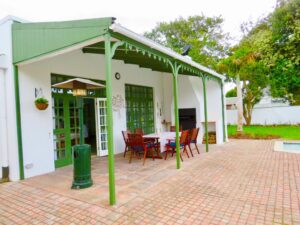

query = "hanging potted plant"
[35,97,49,110]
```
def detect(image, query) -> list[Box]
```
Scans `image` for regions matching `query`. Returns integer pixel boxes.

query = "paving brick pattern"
[0,140,300,224]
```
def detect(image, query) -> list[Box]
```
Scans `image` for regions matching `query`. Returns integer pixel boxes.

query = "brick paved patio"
[1,140,300,225]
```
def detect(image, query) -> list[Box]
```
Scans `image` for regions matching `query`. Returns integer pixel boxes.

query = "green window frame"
[125,84,155,134]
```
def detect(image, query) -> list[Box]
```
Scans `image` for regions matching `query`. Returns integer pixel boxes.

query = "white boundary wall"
[227,106,300,125]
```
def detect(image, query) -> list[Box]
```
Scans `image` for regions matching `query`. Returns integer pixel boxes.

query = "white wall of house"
[17,48,226,178]
[227,106,300,125]
[18,49,167,178]
[162,75,225,144]
[0,17,21,181]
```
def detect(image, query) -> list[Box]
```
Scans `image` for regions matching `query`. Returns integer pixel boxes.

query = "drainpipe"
[0,64,9,183]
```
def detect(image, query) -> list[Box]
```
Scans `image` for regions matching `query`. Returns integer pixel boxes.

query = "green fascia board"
[12,17,114,64]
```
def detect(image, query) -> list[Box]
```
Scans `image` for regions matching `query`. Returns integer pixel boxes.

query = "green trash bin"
[71,144,93,189]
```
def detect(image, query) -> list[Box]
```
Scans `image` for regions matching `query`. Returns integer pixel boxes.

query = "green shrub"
[35,97,48,104]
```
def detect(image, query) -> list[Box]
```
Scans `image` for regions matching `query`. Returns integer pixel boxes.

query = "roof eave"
[110,23,225,81]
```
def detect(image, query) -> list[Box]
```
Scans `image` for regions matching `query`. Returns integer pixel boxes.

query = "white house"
[0,15,227,190]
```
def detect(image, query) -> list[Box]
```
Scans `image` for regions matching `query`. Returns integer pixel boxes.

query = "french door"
[52,95,80,168]
[95,98,108,156]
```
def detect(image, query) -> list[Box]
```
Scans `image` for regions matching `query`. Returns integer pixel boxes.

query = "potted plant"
[35,97,49,110]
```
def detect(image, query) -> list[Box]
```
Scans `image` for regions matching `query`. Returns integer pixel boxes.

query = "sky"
[1,0,277,40]
[0,0,278,91]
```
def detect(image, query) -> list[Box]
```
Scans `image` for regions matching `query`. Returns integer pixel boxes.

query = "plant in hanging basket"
[35,97,49,110]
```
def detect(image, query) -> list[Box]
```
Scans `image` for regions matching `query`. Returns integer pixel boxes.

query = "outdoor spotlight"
[181,45,192,56]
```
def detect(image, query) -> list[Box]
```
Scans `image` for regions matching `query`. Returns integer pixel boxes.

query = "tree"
[218,23,269,126]
[144,15,229,69]
[226,88,237,97]
[265,0,300,104]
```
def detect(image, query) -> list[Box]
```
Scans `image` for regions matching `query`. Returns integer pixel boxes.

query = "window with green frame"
[125,84,155,134]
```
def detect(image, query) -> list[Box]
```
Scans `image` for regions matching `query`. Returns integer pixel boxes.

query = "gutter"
[110,23,225,81]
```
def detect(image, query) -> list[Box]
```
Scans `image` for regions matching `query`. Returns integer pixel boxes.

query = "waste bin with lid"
[71,144,93,189]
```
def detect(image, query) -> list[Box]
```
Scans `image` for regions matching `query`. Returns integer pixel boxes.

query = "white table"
[143,132,181,153]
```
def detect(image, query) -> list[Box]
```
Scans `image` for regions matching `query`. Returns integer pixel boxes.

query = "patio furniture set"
[122,127,200,165]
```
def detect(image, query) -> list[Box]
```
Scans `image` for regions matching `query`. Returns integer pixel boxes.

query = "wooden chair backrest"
[190,128,199,142]
[180,130,189,145]
[170,125,183,132]
[127,133,144,148]
[135,128,144,136]
[122,130,131,143]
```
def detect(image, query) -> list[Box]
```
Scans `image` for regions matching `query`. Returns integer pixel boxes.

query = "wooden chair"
[136,127,156,144]
[135,128,144,135]
[122,130,131,157]
[127,133,154,165]
[187,128,200,157]
[170,125,183,132]
[165,130,189,161]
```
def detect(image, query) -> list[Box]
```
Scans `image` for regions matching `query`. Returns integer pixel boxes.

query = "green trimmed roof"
[12,17,113,63]
[11,17,224,81]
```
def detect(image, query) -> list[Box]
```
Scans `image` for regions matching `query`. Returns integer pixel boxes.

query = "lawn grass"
[228,125,300,140]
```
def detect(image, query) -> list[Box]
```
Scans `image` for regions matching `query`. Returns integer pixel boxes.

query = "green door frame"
[52,94,82,168]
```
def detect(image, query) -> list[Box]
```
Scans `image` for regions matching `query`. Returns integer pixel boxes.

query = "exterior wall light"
[73,89,87,96]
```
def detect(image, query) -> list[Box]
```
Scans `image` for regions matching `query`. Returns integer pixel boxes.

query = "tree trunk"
[243,101,252,126]
[236,74,243,133]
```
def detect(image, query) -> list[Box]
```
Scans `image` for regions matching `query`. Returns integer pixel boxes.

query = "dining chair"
[122,130,131,158]
[127,133,154,165]
[170,125,183,132]
[136,127,157,145]
[135,128,144,135]
[165,130,189,161]
[187,128,200,157]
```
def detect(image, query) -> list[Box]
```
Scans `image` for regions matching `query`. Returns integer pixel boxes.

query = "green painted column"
[172,70,181,169]
[104,33,116,205]
[14,65,25,180]
[221,81,226,142]
[202,76,209,152]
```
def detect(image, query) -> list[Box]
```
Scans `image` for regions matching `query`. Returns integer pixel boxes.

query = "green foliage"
[228,125,300,140]
[264,0,300,104]
[35,97,48,104]
[226,88,237,97]
[144,15,229,69]
[218,23,269,125]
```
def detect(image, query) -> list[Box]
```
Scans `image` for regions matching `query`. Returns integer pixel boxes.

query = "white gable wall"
[16,49,224,179]
[162,74,225,145]
[18,49,166,178]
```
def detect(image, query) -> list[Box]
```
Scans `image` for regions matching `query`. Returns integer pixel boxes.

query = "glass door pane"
[95,98,108,156]
[52,95,72,168]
